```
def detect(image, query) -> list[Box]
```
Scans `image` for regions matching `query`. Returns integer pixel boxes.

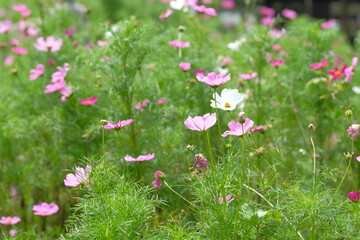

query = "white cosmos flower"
[170,0,188,11]
[210,88,247,111]
[352,86,360,94]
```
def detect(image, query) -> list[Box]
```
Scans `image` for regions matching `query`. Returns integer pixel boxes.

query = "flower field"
[1,0,360,239]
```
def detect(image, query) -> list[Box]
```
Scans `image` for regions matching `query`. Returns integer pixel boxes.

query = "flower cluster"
[64,166,92,187]
[44,63,72,102]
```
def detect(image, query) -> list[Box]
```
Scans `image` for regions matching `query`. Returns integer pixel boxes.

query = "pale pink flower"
[202,0,212,3]
[32,202,59,216]
[310,60,328,69]
[261,16,275,26]
[64,166,91,187]
[156,98,167,104]
[260,6,275,16]
[12,4,31,17]
[159,9,173,21]
[222,118,254,137]
[9,38,20,46]
[357,156,360,162]
[272,44,281,51]
[64,27,76,37]
[184,113,217,131]
[345,57,358,83]
[282,9,297,19]
[135,99,149,111]
[44,81,66,93]
[217,194,234,204]
[269,28,286,38]
[152,170,165,188]
[48,58,56,65]
[103,119,133,130]
[124,153,155,162]
[347,124,360,141]
[179,62,191,71]
[9,229,17,236]
[29,64,45,81]
[18,20,38,36]
[0,20,12,33]
[4,55,14,66]
[221,0,235,9]
[79,96,98,105]
[196,72,231,87]
[11,186,19,198]
[168,40,190,48]
[60,86,73,102]
[220,56,233,67]
[97,40,108,46]
[11,47,28,55]
[321,19,336,30]
[192,68,206,75]
[252,125,265,133]
[0,216,21,225]
[348,191,360,201]
[189,153,208,171]
[270,59,285,67]
[239,72,257,80]
[35,36,63,52]
[204,7,216,17]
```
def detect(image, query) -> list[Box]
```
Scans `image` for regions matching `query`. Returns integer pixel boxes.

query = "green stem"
[333,158,352,200]
[102,128,105,158]
[204,131,215,165]
[164,181,198,209]
[310,137,316,188]
[241,136,245,181]
[213,88,224,153]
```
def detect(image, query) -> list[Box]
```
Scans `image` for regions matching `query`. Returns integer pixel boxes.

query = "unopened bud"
[100,119,108,125]
[345,152,353,159]
[238,112,246,123]
[345,110,353,117]
[225,143,232,148]
[179,25,186,32]
[256,147,265,155]
[308,123,316,131]
[186,145,194,151]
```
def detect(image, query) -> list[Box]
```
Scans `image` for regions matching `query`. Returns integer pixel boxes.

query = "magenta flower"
[310,60,328,69]
[32,202,59,216]
[239,72,257,80]
[261,17,275,26]
[348,191,360,201]
[282,9,297,19]
[29,64,45,81]
[347,124,360,141]
[252,125,266,133]
[168,40,190,48]
[179,62,191,71]
[344,57,358,83]
[184,113,217,132]
[64,166,91,187]
[44,81,66,93]
[0,20,12,33]
[103,119,133,130]
[11,47,28,55]
[189,153,208,171]
[156,98,167,104]
[135,99,149,111]
[204,7,217,17]
[152,170,165,188]
[35,36,63,52]
[217,194,234,205]
[321,19,336,30]
[221,0,235,9]
[159,9,173,21]
[12,4,31,17]
[196,72,231,88]
[222,118,254,137]
[0,216,21,225]
[327,65,347,82]
[270,59,285,67]
[79,96,98,105]
[124,153,155,162]
[64,27,76,37]
[260,6,275,16]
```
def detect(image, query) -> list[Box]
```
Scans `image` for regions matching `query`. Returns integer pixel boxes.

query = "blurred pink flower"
[189,153,208,171]
[272,44,281,51]
[64,27,76,37]
[260,6,275,16]
[252,125,266,133]
[159,9,173,21]
[64,166,91,187]
[347,124,360,141]
[152,170,165,188]
[0,20,12,33]
[9,229,17,237]
[4,55,14,66]
[29,64,45,81]
[220,56,233,67]
[97,40,108,46]
[156,98,167,104]
[282,9,297,19]
[60,86,73,102]
[348,191,360,201]
[9,38,20,46]
[44,81,66,93]
[179,62,191,71]
[103,119,133,130]
[18,20,38,36]
[327,65,347,81]
[168,40,190,48]
[261,16,275,26]
[310,60,328,69]
[357,156,360,162]
[196,72,231,87]
[135,99,149,111]
[11,186,19,198]
[48,58,56,65]
[345,57,358,83]
[12,4,31,17]
[204,7,217,17]
[221,0,235,9]
[32,202,59,216]
[222,118,254,137]
[269,28,286,38]
[192,68,206,75]
[79,96,98,105]
[35,36,63,52]
[184,113,217,131]
[124,153,155,162]
[270,59,285,67]
[0,216,21,225]
[239,72,257,80]
[11,47,28,55]
[217,194,234,204]
[321,19,336,30]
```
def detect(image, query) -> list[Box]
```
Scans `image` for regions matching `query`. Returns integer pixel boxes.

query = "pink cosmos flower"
[29,64,45,81]
[204,7,217,17]
[260,6,275,16]
[179,62,191,71]
[35,36,63,52]
[48,58,56,65]
[152,170,165,188]
[64,27,76,37]
[159,9,173,21]
[184,113,217,131]
[348,191,360,201]
[272,44,281,51]
[357,156,360,162]
[135,99,149,111]
[79,96,98,105]
[239,72,257,80]
[60,86,73,102]
[11,47,28,55]
[0,20,12,33]
[345,57,358,83]
[103,119,133,130]
[12,4,31,17]
[168,40,190,48]
[269,28,286,38]
[32,202,59,216]
[221,0,235,9]
[261,16,275,26]
[9,38,20,46]
[4,55,14,66]
[64,166,91,187]
[97,40,108,47]
[124,153,155,162]
[0,216,21,225]
[11,186,19,199]
[347,124,360,141]
[220,56,233,67]
[44,81,66,93]
[217,194,234,204]
[9,229,17,236]
[252,125,265,133]
[270,59,285,67]
[321,19,336,30]
[196,72,231,87]
[156,98,167,104]
[310,60,328,69]
[189,153,208,171]
[18,20,38,36]
[327,65,347,82]
[192,68,206,75]
[282,9,297,19]
[222,118,254,137]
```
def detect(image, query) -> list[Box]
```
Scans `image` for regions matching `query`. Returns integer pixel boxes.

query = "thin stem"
[204,131,215,165]
[310,137,316,187]
[102,128,105,157]
[164,181,198,209]
[213,88,224,153]
[241,136,245,181]
[333,158,352,200]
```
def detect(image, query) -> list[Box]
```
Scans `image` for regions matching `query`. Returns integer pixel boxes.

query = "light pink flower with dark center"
[344,57,358,83]
[103,119,133,130]
[156,98,167,104]
[124,153,155,162]
[282,9,297,19]
[11,47,28,55]
[64,166,91,187]
[260,6,275,16]
[327,65,347,82]
[252,125,265,133]
[35,36,63,52]
[0,20,12,33]
[135,99,149,111]
[217,194,234,204]
[270,59,285,67]
[239,72,257,80]
[261,16,275,26]
[179,62,191,71]
[64,27,76,37]
[152,170,165,188]
[222,118,254,137]
[159,9,173,21]
[12,4,31,17]
[29,64,45,81]
[168,40,190,48]
[310,60,328,69]
[79,96,98,105]
[0,216,21,225]
[184,113,217,132]
[321,19,336,30]
[348,191,360,201]
[32,203,59,216]
[196,72,231,87]
[347,124,360,141]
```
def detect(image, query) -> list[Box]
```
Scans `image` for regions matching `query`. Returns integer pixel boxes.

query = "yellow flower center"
[335,71,341,76]
[225,103,231,108]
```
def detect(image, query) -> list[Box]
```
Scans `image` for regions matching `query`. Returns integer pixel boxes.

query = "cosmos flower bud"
[345,110,353,117]
[308,123,316,131]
